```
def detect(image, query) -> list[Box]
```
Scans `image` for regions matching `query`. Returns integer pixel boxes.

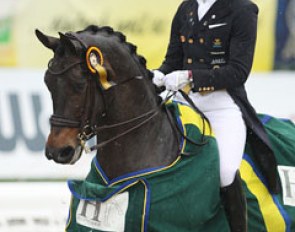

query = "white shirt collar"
[196,0,217,5]
[196,0,217,20]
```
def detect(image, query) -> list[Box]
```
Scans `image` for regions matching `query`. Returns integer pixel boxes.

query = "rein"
[88,108,161,152]
[96,107,160,131]
[178,90,211,146]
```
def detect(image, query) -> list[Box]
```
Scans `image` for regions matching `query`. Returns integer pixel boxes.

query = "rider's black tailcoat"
[159,0,279,193]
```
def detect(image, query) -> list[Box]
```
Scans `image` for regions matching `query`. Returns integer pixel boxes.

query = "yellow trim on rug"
[240,159,286,232]
[177,102,213,137]
[93,163,109,185]
[109,156,182,187]
[140,180,148,232]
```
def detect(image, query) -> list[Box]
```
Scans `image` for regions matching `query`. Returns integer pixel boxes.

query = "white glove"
[152,70,165,87]
[163,70,192,91]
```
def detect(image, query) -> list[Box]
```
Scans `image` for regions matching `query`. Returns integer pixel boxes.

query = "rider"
[153,0,279,231]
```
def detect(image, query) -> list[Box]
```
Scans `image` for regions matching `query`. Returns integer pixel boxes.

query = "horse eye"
[48,59,54,68]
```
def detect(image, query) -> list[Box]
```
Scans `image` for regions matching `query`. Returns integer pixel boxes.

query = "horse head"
[36,25,156,165]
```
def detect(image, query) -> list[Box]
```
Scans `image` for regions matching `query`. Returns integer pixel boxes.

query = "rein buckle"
[77,125,95,153]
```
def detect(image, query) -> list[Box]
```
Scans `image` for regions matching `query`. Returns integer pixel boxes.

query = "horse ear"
[35,29,60,52]
[58,32,79,55]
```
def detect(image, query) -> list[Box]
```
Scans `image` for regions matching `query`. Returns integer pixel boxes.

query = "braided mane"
[77,25,149,72]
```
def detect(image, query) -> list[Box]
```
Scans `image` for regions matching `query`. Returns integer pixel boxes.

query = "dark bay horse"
[36,26,180,178]
[36,25,228,231]
[36,26,295,232]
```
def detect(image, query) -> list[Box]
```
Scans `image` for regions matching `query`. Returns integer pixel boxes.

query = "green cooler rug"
[65,101,230,232]
[240,115,295,232]
[65,101,295,232]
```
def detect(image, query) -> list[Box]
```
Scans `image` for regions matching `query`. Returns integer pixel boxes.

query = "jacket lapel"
[190,0,231,34]
[201,0,232,23]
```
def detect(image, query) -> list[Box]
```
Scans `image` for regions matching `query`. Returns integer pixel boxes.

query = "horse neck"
[104,78,158,122]
[96,83,179,179]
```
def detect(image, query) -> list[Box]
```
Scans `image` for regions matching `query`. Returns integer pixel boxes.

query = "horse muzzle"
[45,127,83,164]
[45,145,82,164]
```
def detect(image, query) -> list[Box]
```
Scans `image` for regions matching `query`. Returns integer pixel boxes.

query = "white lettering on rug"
[278,166,295,206]
[76,192,129,231]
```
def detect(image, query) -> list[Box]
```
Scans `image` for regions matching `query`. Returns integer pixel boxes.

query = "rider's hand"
[152,70,165,87]
[163,70,193,91]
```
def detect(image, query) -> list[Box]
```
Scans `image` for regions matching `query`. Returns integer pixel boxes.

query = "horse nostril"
[45,147,54,160]
[60,146,75,158]
[45,145,76,164]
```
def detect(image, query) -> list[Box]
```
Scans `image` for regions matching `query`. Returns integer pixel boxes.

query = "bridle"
[48,33,161,153]
[48,32,210,156]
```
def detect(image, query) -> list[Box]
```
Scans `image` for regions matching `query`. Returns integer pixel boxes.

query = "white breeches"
[174,90,247,187]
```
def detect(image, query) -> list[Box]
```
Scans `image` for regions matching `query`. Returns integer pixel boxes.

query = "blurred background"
[0,0,294,231]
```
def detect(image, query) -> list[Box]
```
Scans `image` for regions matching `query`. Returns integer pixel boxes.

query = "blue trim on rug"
[273,195,292,232]
[94,156,110,183]
[243,154,268,187]
[243,153,291,231]
[260,114,292,125]
[66,208,71,225]
[280,118,291,123]
[109,166,165,185]
[93,156,166,186]
[67,179,138,202]
[176,114,185,151]
[260,115,272,125]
